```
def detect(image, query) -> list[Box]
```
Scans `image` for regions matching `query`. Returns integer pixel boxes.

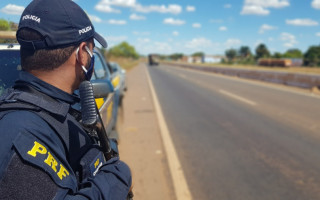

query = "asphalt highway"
[148,63,320,200]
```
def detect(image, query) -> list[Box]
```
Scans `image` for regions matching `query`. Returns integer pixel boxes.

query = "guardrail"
[164,62,320,91]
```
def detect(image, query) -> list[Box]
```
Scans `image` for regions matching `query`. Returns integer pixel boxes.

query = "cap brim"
[94,32,107,48]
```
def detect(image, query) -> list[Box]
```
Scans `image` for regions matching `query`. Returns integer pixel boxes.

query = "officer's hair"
[18,28,78,71]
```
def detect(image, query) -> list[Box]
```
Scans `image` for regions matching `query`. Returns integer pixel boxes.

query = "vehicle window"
[106,62,113,74]
[0,50,21,96]
[93,52,107,80]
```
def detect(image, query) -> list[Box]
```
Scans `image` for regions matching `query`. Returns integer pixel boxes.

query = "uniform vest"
[0,87,106,185]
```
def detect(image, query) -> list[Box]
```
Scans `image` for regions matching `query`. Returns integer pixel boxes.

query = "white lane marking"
[173,67,257,106]
[145,66,192,200]
[219,89,257,106]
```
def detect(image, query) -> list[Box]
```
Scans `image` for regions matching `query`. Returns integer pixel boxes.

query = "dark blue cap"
[16,0,107,50]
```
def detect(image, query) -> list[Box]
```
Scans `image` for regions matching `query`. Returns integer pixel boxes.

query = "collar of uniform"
[15,71,80,105]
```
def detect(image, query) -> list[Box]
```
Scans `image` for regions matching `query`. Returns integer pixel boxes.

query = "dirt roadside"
[164,62,320,92]
[117,63,176,200]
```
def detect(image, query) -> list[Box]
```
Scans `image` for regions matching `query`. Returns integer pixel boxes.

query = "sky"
[0,0,320,56]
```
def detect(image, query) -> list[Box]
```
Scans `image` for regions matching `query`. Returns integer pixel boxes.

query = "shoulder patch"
[79,147,106,180]
[13,132,77,190]
[90,152,105,176]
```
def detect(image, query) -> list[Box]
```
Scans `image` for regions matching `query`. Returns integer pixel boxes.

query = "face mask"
[76,46,95,81]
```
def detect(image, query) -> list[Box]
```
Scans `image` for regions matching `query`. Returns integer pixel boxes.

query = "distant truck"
[148,54,159,66]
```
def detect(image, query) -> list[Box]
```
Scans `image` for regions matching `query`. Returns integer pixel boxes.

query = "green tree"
[108,41,139,59]
[255,43,270,60]
[283,48,303,58]
[304,45,320,67]
[238,46,252,58]
[225,48,237,61]
[272,52,283,58]
[0,19,9,31]
[191,51,204,57]
[169,53,184,60]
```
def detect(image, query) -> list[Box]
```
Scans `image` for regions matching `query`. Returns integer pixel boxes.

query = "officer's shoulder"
[1,110,48,127]
[0,113,78,191]
[0,110,55,141]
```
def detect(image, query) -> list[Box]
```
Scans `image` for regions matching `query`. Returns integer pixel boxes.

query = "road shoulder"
[117,63,175,200]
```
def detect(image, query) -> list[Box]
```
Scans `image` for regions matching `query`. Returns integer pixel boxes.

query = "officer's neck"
[29,62,76,94]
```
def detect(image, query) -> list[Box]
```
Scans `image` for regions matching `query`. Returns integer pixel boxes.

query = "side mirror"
[112,67,118,73]
[91,79,114,98]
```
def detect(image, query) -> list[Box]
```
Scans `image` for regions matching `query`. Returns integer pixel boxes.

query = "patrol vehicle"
[0,43,120,138]
[108,61,127,106]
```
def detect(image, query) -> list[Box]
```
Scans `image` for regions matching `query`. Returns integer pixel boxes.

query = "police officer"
[0,0,132,199]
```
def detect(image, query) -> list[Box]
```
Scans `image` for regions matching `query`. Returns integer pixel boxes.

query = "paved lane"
[148,64,320,200]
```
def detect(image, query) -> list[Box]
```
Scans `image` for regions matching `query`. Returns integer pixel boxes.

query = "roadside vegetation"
[0,19,18,43]
[101,41,140,71]
[223,44,320,68]
[0,19,17,32]
[158,44,320,74]
[219,44,320,74]
[160,43,320,68]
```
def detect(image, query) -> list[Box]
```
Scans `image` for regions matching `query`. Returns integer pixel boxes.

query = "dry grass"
[170,61,320,75]
[107,56,140,71]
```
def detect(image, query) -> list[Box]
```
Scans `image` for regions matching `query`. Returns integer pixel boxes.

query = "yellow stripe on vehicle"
[106,101,113,125]
[112,75,120,88]
[95,98,104,109]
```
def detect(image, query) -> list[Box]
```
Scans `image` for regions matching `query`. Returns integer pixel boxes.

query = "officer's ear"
[76,42,88,66]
